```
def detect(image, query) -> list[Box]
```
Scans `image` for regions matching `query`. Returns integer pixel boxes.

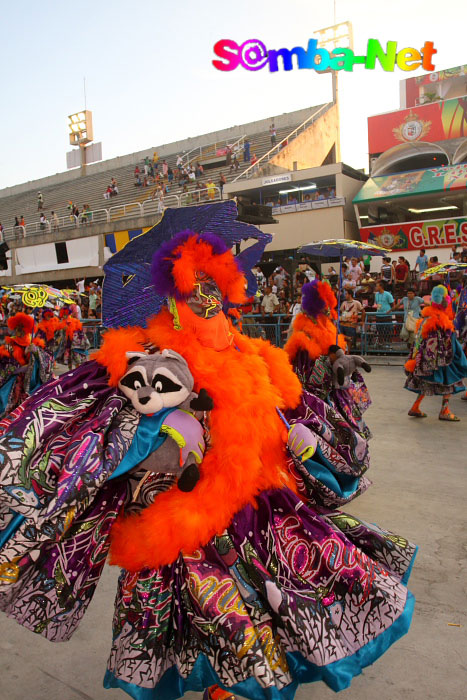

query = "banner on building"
[360,217,467,251]
[368,96,467,154]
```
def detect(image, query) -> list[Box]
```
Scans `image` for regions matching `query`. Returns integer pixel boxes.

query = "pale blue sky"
[0,0,465,190]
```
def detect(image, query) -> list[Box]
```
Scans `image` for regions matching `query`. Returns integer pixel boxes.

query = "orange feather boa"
[96,309,302,571]
[284,312,346,363]
[37,316,60,342]
[416,305,454,338]
[64,317,83,340]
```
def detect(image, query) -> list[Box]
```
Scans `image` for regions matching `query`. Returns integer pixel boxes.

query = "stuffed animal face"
[118,349,194,414]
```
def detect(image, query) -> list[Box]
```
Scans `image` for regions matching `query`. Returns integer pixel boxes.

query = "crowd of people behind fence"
[242,246,467,350]
[0,279,102,324]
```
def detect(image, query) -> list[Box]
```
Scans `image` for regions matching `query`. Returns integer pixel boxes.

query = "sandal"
[438,412,460,422]
[204,686,236,700]
[408,410,427,418]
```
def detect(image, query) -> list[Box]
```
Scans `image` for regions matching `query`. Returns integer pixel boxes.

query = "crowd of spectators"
[238,245,467,351]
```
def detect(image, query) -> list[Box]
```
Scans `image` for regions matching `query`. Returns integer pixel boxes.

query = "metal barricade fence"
[241,314,292,347]
[361,312,408,355]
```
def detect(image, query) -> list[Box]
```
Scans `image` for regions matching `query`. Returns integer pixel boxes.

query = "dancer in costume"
[0,311,54,417]
[57,304,90,369]
[454,283,467,400]
[405,285,467,421]
[284,280,373,506]
[36,309,62,360]
[0,207,416,700]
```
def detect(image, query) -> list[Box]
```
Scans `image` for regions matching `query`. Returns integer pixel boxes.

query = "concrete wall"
[268,104,338,172]
[0,106,320,200]
[260,207,345,252]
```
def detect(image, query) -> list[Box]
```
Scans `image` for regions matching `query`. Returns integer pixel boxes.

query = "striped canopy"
[299,239,390,258]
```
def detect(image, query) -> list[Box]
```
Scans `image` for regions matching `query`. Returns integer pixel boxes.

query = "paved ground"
[1,366,466,700]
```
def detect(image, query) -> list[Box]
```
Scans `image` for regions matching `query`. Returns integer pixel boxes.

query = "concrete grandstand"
[0,103,339,285]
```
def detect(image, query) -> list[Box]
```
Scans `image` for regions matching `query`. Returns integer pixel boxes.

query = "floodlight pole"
[332,70,341,162]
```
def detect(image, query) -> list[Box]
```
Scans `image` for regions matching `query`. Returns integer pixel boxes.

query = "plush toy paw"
[177,461,201,491]
[189,388,214,412]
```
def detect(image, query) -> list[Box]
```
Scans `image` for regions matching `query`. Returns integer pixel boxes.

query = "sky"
[0,0,466,191]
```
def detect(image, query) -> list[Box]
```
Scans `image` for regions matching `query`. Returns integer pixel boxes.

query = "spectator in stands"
[225,146,232,167]
[362,253,371,273]
[167,167,174,183]
[272,267,287,290]
[51,211,59,232]
[394,256,409,297]
[277,290,289,314]
[380,256,394,289]
[348,257,363,287]
[374,280,395,344]
[340,289,365,348]
[270,123,277,147]
[162,160,168,179]
[261,286,279,317]
[219,173,226,198]
[134,166,140,179]
[152,151,159,165]
[252,265,266,289]
[206,179,216,200]
[279,138,288,150]
[231,154,240,172]
[414,248,428,277]
[39,213,49,231]
[243,139,251,162]
[111,177,119,195]
[75,278,85,295]
[397,288,425,346]
[134,175,142,187]
[251,153,258,172]
[37,192,44,211]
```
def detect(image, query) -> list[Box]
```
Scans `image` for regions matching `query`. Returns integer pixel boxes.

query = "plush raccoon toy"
[118,349,213,491]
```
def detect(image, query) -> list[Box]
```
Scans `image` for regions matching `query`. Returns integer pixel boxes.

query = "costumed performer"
[405,284,467,421]
[36,308,62,360]
[284,280,372,505]
[0,207,416,700]
[0,311,54,417]
[454,283,467,400]
[57,304,90,369]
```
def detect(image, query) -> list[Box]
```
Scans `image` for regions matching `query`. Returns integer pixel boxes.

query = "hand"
[287,423,317,462]
[160,410,205,465]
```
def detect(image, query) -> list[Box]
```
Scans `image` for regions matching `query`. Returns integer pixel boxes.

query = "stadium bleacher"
[0,106,327,241]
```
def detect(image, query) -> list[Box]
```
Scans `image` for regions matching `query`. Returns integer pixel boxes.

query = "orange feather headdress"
[150,230,247,305]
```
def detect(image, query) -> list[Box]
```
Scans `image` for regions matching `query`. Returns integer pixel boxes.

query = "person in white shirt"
[75,278,85,294]
[261,286,279,316]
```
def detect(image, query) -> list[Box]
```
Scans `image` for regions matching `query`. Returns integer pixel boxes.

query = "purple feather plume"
[301,280,326,318]
[150,230,230,299]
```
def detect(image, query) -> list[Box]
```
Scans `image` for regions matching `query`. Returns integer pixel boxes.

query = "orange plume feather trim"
[404,358,416,373]
[284,312,346,362]
[64,317,83,341]
[170,236,247,304]
[419,305,454,338]
[7,312,34,335]
[37,317,60,342]
[92,326,147,386]
[33,337,45,348]
[98,308,302,571]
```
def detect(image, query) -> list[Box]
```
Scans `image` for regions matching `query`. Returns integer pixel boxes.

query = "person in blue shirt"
[243,139,251,162]
[374,281,394,346]
[397,289,425,345]
[414,249,428,274]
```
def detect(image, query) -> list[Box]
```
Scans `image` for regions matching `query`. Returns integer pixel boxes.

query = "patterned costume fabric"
[0,343,416,700]
[0,345,54,418]
[405,312,467,396]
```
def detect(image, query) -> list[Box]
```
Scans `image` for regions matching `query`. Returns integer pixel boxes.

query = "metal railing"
[232,105,329,182]
[182,134,246,169]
